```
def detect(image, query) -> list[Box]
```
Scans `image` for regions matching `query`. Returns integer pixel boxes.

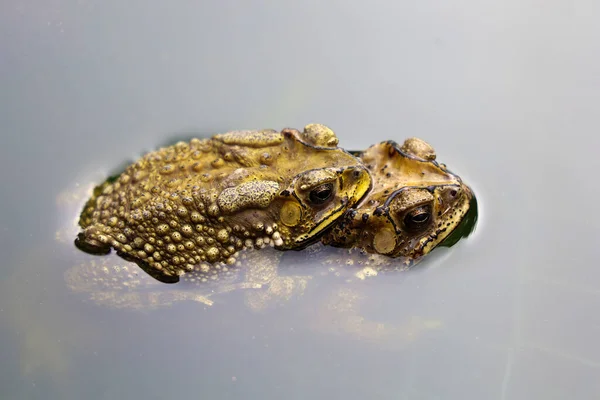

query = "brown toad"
[75,124,371,281]
[322,138,475,261]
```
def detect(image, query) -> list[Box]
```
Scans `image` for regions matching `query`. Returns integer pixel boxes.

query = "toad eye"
[308,182,334,205]
[403,206,432,233]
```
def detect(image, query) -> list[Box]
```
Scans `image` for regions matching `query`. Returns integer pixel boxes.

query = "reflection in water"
[58,172,480,311]
[1,181,479,397]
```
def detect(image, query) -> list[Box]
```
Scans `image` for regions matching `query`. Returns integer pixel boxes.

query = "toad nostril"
[450,190,457,197]
[352,169,361,178]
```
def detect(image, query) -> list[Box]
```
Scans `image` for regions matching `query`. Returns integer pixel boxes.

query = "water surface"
[2,1,600,399]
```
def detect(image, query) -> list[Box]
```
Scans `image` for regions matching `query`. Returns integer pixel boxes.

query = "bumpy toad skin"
[75,124,371,280]
[322,138,474,260]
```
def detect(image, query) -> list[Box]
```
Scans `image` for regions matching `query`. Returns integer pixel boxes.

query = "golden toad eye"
[403,206,432,233]
[308,182,334,205]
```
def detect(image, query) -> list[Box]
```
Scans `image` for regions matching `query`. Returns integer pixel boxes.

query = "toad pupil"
[404,208,431,232]
[411,212,429,223]
[309,183,334,204]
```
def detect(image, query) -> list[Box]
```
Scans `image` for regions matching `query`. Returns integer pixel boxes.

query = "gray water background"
[1,0,599,399]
